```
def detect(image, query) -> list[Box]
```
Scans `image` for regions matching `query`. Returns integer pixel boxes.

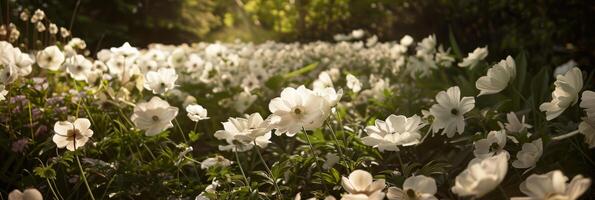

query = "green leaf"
[283,62,319,79]
[34,166,57,179]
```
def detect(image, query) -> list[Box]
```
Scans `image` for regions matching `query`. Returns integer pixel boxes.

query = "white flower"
[451,151,509,198]
[130,96,179,136]
[341,170,386,200]
[0,84,7,101]
[458,47,488,68]
[314,86,343,109]
[8,188,43,200]
[362,114,425,152]
[387,175,437,200]
[580,90,595,117]
[268,85,330,137]
[110,42,139,59]
[323,153,340,169]
[578,118,595,148]
[435,45,455,67]
[214,113,271,152]
[511,170,591,200]
[36,45,65,71]
[66,54,93,82]
[144,68,178,94]
[503,112,533,133]
[346,74,362,93]
[539,67,583,120]
[186,104,209,122]
[313,71,334,89]
[232,91,257,113]
[429,86,475,137]
[416,35,436,58]
[512,138,543,169]
[52,118,94,151]
[200,155,232,169]
[554,60,576,77]
[473,130,507,159]
[476,55,516,96]
[351,29,365,39]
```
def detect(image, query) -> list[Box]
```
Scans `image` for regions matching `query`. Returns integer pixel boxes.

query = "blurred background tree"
[6,0,595,69]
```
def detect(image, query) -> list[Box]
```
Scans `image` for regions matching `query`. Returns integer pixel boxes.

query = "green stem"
[301,128,328,192]
[75,154,96,200]
[234,150,252,191]
[254,143,282,199]
[326,122,347,171]
[45,178,61,200]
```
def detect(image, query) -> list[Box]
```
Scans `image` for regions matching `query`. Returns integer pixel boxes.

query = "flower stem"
[552,130,580,141]
[301,128,329,192]
[326,122,347,171]
[75,154,96,200]
[254,143,282,199]
[234,150,251,191]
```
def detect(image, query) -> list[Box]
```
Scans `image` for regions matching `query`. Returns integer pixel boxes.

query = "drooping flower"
[387,175,437,200]
[53,118,94,151]
[580,90,595,117]
[346,74,362,93]
[144,68,178,95]
[512,138,543,169]
[214,113,271,152]
[476,55,516,96]
[429,86,475,137]
[473,130,507,159]
[36,45,65,71]
[451,151,509,198]
[130,96,179,136]
[458,47,488,68]
[200,155,232,169]
[268,85,330,137]
[539,67,583,120]
[65,54,93,82]
[578,117,595,148]
[186,104,209,122]
[511,170,591,200]
[362,114,425,152]
[341,170,386,200]
[8,188,43,200]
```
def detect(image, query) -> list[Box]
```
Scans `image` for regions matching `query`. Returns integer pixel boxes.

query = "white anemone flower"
[511,170,591,200]
[341,170,386,200]
[473,130,507,159]
[268,85,330,137]
[458,46,488,68]
[451,151,509,198]
[200,155,232,169]
[362,114,425,152]
[66,54,93,82]
[387,175,437,200]
[144,68,178,95]
[8,188,43,200]
[36,45,65,71]
[131,96,179,136]
[186,104,209,122]
[512,138,543,169]
[580,90,595,117]
[52,118,93,151]
[214,113,271,152]
[346,74,362,93]
[503,112,533,134]
[578,117,595,148]
[476,55,516,96]
[429,86,475,137]
[539,67,583,120]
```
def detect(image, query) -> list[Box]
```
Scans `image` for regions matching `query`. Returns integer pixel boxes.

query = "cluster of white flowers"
[0,18,589,198]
